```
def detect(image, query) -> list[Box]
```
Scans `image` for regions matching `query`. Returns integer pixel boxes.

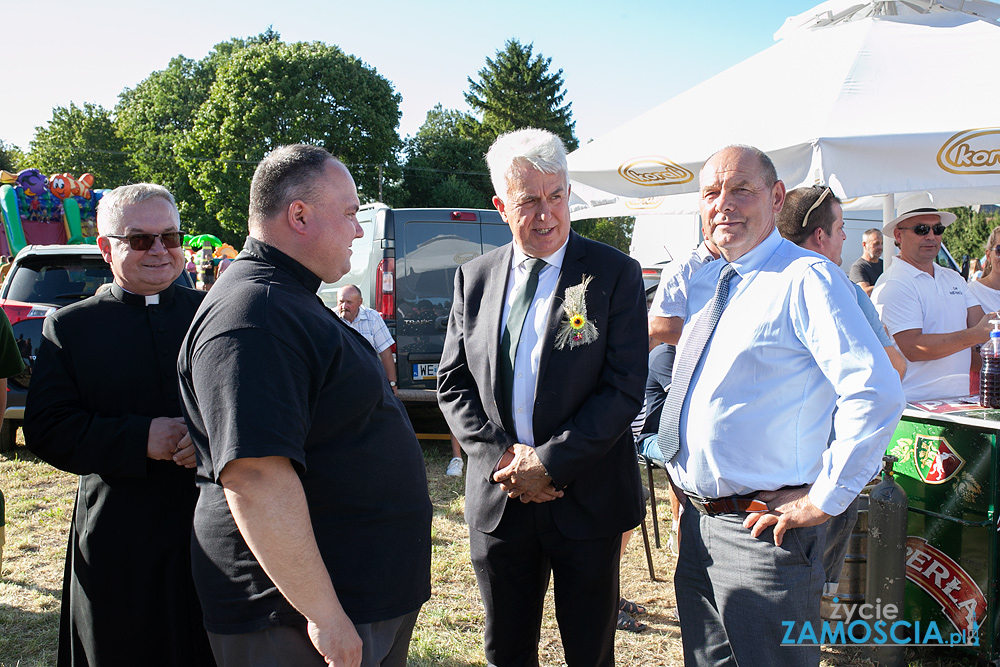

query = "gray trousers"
[207,609,420,667]
[674,502,825,667]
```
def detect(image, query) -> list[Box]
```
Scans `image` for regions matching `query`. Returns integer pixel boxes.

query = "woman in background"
[968,226,1000,312]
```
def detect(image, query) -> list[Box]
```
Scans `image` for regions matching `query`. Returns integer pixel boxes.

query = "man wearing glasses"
[25,184,213,666]
[872,193,995,401]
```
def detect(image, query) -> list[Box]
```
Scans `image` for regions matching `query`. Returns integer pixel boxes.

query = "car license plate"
[413,363,438,380]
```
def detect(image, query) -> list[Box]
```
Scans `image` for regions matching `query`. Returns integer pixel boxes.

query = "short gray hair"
[97,183,179,235]
[486,129,568,201]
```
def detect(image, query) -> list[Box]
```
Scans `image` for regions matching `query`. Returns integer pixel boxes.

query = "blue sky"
[2,0,819,151]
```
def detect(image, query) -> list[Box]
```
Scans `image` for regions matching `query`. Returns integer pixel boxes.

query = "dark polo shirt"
[179,237,431,634]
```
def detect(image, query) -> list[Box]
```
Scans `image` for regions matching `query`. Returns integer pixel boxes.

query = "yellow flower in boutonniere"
[556,275,599,350]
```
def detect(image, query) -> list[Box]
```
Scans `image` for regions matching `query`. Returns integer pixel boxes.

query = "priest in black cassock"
[24,183,214,667]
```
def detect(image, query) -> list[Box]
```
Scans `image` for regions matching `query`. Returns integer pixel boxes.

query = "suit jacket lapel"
[485,245,514,421]
[535,232,586,393]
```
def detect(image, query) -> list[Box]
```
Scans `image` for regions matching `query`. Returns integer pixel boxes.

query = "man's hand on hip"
[494,444,564,502]
[742,487,830,547]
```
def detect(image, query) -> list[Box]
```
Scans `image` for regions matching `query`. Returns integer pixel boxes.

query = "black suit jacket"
[437,231,648,539]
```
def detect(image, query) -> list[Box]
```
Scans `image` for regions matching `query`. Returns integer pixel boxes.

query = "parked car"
[0,244,194,450]
[318,204,512,403]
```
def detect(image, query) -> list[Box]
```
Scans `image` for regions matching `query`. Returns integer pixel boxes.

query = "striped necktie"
[500,258,546,431]
[658,262,737,462]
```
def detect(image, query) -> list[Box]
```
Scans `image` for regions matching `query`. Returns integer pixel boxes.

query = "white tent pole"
[882,193,896,271]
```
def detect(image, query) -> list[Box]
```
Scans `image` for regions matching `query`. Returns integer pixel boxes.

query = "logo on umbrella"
[937,129,1000,175]
[618,158,694,187]
[624,197,664,210]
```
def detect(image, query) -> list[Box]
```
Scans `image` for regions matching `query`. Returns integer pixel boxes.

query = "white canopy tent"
[568,0,1000,227]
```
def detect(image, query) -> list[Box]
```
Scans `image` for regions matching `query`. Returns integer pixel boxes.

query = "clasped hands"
[493,444,563,504]
[147,416,197,468]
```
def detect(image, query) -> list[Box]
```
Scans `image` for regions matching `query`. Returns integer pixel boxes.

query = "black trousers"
[469,500,622,667]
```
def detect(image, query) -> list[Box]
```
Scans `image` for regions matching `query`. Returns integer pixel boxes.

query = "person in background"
[777,185,907,380]
[196,242,216,290]
[969,257,983,282]
[337,284,398,396]
[646,219,721,558]
[179,145,431,667]
[848,228,883,296]
[24,183,213,667]
[872,193,995,402]
[968,227,1000,313]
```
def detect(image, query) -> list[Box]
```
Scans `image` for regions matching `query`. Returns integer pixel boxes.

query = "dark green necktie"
[500,258,546,431]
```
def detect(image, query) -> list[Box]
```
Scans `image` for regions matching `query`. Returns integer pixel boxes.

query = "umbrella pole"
[881,194,896,272]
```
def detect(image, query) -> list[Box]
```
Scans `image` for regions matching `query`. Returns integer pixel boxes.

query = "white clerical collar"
[119,286,160,305]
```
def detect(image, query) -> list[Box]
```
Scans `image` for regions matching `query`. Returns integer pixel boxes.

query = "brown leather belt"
[687,495,769,517]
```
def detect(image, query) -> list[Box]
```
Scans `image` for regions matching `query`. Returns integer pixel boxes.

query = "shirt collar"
[111,282,176,307]
[728,227,783,277]
[511,236,569,272]
[243,236,322,292]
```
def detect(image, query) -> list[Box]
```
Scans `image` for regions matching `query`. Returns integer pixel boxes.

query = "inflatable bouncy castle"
[0,169,105,256]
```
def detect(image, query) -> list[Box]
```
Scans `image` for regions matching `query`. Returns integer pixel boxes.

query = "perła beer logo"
[618,158,694,187]
[912,434,964,484]
[906,537,986,635]
[937,129,1000,175]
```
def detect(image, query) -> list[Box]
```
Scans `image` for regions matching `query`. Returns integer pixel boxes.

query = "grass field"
[0,429,977,666]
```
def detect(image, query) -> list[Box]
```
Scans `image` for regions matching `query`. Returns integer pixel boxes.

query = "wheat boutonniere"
[555,275,599,350]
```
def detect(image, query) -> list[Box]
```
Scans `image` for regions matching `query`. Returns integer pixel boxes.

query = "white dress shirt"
[665,228,904,516]
[501,239,569,446]
[648,242,717,319]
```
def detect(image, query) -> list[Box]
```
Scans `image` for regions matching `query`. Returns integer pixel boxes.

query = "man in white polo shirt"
[872,193,995,401]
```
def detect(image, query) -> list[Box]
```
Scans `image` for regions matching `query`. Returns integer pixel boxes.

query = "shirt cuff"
[808,476,860,517]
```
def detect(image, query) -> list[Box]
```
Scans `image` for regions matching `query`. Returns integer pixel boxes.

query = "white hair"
[97,183,179,235]
[486,128,568,201]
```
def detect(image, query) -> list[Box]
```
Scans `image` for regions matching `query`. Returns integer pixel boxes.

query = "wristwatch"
[389,381,397,387]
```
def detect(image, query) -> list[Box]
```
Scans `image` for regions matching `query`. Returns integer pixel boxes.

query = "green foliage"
[400,105,493,208]
[465,39,578,150]
[0,140,24,172]
[115,30,295,243]
[942,207,998,263]
[178,39,401,235]
[571,217,635,253]
[26,102,135,189]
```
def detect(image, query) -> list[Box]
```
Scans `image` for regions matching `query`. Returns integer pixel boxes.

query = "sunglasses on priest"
[104,232,184,251]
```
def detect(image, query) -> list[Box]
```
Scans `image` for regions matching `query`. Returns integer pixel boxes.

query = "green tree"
[571,217,635,253]
[942,207,997,263]
[179,39,402,235]
[115,30,283,240]
[0,140,23,173]
[466,39,578,150]
[26,102,135,189]
[400,105,492,208]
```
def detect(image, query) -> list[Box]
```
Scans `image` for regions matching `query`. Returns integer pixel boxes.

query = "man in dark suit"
[437,128,648,666]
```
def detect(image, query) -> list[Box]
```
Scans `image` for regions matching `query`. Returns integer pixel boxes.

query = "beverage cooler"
[884,398,1000,659]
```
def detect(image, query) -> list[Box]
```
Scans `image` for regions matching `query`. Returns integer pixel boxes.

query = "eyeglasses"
[898,223,946,236]
[104,232,183,251]
[801,187,832,228]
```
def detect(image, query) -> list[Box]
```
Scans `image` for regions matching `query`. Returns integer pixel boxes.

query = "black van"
[318,204,512,403]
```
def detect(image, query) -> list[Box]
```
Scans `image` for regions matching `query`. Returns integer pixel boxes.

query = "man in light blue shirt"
[665,146,905,666]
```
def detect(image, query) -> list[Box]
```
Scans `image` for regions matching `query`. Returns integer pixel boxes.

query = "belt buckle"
[687,494,715,516]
